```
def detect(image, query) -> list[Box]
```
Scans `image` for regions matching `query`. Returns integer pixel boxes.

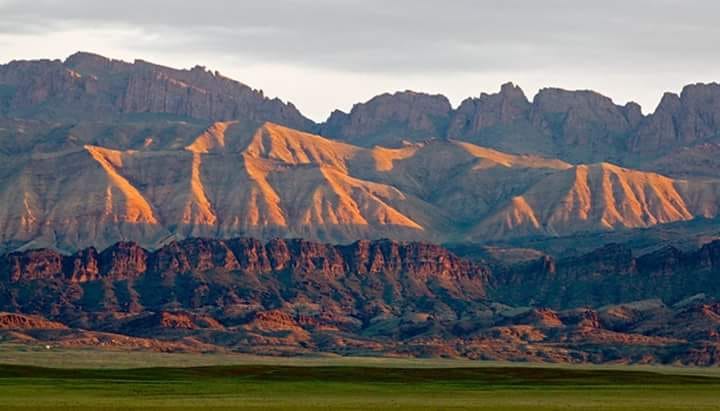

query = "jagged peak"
[131,57,249,87]
[64,51,111,65]
[533,87,620,108]
[500,81,520,92]
[497,82,528,99]
[459,82,531,106]
[350,89,453,110]
[680,82,720,96]
[384,89,448,98]
[4,51,718,127]
[623,101,644,118]
[1,57,63,67]
[657,91,682,107]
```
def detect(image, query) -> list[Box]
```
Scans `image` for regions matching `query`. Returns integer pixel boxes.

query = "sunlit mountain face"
[2,53,720,253]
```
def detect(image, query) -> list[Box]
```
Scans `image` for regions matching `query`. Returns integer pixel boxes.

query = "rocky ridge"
[320,82,720,165]
[2,237,720,364]
[4,53,720,166]
[491,240,720,308]
[0,52,314,131]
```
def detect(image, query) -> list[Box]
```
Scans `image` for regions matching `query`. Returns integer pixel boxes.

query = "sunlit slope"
[2,121,720,251]
[474,163,720,239]
[0,147,168,251]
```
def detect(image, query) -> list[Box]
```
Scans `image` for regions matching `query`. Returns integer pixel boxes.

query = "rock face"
[321,83,647,163]
[320,91,452,147]
[6,237,720,315]
[3,237,720,364]
[631,83,720,154]
[446,83,546,154]
[319,81,720,165]
[531,88,638,146]
[2,237,488,286]
[5,52,720,166]
[0,312,67,330]
[0,52,315,131]
[449,83,531,135]
[0,237,490,333]
[492,240,720,309]
[529,88,640,161]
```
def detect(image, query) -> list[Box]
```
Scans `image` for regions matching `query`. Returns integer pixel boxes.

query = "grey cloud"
[1,0,719,74]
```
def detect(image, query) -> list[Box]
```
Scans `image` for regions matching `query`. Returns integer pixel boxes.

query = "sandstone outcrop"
[2,237,720,364]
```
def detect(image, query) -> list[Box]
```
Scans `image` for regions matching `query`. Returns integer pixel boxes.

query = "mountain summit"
[0,51,315,130]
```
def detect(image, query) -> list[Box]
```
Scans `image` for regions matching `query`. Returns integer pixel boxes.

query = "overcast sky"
[1,0,718,121]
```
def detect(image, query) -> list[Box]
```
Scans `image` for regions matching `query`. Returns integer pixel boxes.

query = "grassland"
[0,346,719,410]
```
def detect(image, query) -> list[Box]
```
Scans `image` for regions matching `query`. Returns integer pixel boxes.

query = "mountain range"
[2,52,720,253]
[2,52,720,363]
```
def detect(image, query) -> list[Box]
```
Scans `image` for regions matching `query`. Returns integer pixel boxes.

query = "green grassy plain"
[0,347,719,410]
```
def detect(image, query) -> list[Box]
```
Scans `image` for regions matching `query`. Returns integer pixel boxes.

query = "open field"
[0,347,719,410]
[3,345,720,376]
